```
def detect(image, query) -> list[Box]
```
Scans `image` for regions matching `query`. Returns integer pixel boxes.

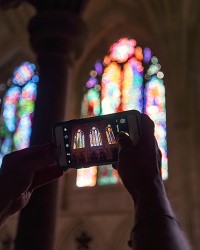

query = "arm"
[116,114,191,250]
[0,179,13,226]
[0,143,63,227]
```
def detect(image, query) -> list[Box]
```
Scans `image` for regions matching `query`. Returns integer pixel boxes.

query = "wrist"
[133,177,174,223]
[135,176,165,202]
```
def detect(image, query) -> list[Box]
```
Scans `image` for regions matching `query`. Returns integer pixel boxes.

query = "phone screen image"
[53,110,141,170]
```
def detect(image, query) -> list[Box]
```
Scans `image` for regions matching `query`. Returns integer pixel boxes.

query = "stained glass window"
[76,166,97,187]
[89,127,102,147]
[106,125,116,144]
[73,129,85,149]
[0,62,38,165]
[77,37,168,187]
[144,76,167,176]
[97,165,120,185]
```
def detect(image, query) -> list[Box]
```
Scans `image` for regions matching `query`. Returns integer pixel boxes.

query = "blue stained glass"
[0,62,39,166]
[32,75,39,83]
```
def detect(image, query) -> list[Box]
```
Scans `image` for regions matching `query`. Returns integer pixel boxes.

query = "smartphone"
[53,110,141,171]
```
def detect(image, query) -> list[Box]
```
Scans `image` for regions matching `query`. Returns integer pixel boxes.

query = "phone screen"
[53,110,140,170]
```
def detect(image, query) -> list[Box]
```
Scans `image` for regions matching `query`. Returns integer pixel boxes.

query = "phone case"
[53,110,141,170]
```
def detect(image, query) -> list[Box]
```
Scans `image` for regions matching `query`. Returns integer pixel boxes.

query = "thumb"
[117,131,133,151]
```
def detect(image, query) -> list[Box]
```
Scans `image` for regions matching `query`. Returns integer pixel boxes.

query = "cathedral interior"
[0,0,200,249]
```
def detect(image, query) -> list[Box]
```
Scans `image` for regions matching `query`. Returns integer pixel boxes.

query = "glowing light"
[151,56,158,64]
[157,71,164,79]
[97,165,120,185]
[81,89,100,117]
[94,84,101,92]
[103,56,111,65]
[106,125,116,144]
[95,61,103,75]
[86,77,97,88]
[101,62,121,114]
[79,37,168,186]
[147,64,159,75]
[76,167,97,187]
[73,129,85,149]
[135,47,143,61]
[145,74,151,80]
[121,61,143,112]
[32,75,39,83]
[110,38,136,63]
[0,62,39,166]
[89,127,102,147]
[13,62,36,86]
[144,76,167,179]
[143,48,152,63]
[90,70,97,77]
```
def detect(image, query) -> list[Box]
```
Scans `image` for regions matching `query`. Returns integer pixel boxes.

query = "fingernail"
[116,131,129,142]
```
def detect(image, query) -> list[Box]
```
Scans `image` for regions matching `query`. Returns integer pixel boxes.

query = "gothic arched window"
[73,129,85,149]
[89,127,102,147]
[76,37,168,187]
[0,62,39,165]
[106,125,116,144]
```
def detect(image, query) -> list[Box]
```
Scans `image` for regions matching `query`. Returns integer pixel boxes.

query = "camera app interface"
[63,115,129,166]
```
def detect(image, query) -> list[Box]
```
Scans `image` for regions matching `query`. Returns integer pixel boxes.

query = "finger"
[116,132,135,169]
[29,164,63,191]
[112,162,118,170]
[9,191,32,216]
[7,143,58,172]
[117,131,133,151]
[140,114,155,140]
[155,139,162,174]
[134,114,155,150]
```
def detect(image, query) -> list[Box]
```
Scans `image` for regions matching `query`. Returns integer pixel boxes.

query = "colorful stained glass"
[101,62,121,114]
[144,76,168,179]
[89,127,102,147]
[76,166,97,187]
[73,129,85,149]
[122,59,143,111]
[97,165,120,185]
[77,37,168,186]
[0,62,38,165]
[110,38,136,63]
[82,89,100,118]
[106,125,116,144]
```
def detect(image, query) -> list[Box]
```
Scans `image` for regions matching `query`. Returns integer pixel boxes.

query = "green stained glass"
[97,165,120,185]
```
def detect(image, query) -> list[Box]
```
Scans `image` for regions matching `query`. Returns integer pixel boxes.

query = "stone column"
[14,9,83,250]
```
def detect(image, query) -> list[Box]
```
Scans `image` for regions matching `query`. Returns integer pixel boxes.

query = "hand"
[116,115,191,250]
[0,143,63,223]
[114,114,162,204]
